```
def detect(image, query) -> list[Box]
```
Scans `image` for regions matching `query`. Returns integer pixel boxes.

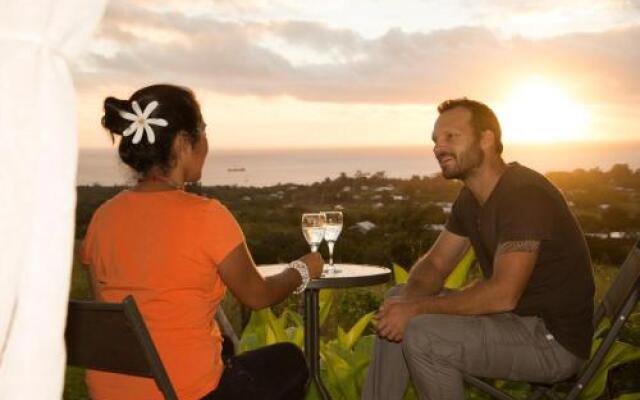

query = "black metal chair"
[65,295,177,400]
[464,240,640,400]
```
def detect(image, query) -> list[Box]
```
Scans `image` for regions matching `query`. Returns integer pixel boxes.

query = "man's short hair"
[437,98,503,154]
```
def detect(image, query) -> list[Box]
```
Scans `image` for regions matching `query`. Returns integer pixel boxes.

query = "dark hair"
[437,98,503,154]
[101,84,203,176]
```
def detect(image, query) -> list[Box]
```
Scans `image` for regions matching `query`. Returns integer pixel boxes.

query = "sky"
[73,0,640,149]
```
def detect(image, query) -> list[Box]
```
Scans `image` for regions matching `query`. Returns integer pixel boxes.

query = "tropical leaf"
[594,317,611,339]
[283,309,305,348]
[353,335,375,392]
[305,382,320,400]
[444,247,476,289]
[614,393,640,400]
[340,311,375,350]
[238,332,261,353]
[321,343,359,399]
[239,309,268,352]
[580,339,640,400]
[353,334,375,363]
[336,326,347,348]
[319,289,334,326]
[393,263,409,284]
[240,307,298,351]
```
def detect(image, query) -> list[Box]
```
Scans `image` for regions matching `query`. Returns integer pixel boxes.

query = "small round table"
[257,264,391,400]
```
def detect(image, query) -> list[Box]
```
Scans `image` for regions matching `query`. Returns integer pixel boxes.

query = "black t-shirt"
[445,163,595,359]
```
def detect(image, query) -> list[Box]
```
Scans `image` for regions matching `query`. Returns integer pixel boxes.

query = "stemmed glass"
[301,213,326,252]
[322,211,343,274]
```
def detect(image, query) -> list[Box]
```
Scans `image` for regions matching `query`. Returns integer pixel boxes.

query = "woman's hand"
[299,252,324,279]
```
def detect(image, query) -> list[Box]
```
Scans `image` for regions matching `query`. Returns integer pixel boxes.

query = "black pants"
[201,342,309,400]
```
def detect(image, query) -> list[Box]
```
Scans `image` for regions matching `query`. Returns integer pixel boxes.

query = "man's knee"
[402,314,437,354]
[402,314,465,365]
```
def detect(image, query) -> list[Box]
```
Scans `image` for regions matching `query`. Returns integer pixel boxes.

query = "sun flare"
[499,77,590,143]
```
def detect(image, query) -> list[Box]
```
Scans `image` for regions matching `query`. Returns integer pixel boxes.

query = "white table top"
[257,263,392,289]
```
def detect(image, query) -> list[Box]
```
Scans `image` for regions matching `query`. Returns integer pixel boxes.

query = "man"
[361,98,595,400]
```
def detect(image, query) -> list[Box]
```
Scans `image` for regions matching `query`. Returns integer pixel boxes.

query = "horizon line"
[79,139,640,153]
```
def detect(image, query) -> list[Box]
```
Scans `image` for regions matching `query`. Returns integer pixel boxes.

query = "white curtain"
[0,0,105,397]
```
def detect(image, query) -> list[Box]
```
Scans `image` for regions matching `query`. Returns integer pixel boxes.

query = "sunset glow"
[74,0,640,149]
[500,77,591,144]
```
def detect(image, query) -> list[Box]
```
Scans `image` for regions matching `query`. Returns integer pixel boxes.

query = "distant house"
[374,186,394,192]
[351,221,377,234]
[392,195,407,201]
[334,205,345,211]
[342,186,352,192]
[435,201,453,213]
[242,195,252,201]
[269,191,285,200]
[372,202,384,209]
[599,203,611,210]
[372,194,383,201]
[424,224,446,232]
[585,232,608,239]
[609,232,626,239]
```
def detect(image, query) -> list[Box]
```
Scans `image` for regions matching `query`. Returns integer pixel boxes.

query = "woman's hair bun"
[101,97,132,135]
[101,84,202,176]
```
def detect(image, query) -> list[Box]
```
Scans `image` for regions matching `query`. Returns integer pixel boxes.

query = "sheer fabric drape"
[0,0,105,397]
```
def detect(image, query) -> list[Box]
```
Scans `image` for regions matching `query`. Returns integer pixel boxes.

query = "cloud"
[72,0,640,104]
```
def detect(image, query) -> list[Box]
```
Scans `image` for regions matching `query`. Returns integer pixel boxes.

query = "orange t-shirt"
[80,190,244,400]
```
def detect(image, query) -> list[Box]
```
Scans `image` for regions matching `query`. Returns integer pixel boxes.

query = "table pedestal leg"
[304,289,331,400]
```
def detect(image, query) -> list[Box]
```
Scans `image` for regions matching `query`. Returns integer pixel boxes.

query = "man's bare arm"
[401,230,470,298]
[412,240,540,315]
[376,240,540,341]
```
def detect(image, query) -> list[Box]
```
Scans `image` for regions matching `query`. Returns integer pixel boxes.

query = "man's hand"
[375,296,420,342]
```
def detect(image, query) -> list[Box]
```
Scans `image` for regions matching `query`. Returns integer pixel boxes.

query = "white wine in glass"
[322,211,343,274]
[301,213,326,252]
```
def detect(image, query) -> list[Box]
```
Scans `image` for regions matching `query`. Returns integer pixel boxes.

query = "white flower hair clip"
[119,100,168,144]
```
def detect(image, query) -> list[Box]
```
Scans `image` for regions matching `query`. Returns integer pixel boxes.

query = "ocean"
[77,142,640,187]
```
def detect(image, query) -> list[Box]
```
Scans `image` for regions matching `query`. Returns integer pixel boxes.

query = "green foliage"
[334,289,382,335]
[393,247,476,290]
[318,315,376,399]
[239,290,378,400]
[579,333,640,400]
[393,263,409,284]
[63,366,88,400]
[444,248,476,289]
[239,307,300,352]
[615,393,640,400]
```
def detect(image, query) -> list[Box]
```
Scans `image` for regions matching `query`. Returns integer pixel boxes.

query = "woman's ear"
[172,132,190,156]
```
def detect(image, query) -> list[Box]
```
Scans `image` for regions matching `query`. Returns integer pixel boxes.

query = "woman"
[81,84,323,400]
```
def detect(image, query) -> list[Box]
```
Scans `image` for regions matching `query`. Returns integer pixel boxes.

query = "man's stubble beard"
[441,140,485,180]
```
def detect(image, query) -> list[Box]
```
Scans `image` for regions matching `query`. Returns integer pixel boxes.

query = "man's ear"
[480,129,497,152]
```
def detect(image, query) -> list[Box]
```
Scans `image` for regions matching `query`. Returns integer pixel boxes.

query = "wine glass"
[322,211,343,274]
[301,213,326,252]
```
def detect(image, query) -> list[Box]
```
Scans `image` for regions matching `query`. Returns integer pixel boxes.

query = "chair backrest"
[593,240,640,327]
[65,296,177,400]
[215,307,239,354]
